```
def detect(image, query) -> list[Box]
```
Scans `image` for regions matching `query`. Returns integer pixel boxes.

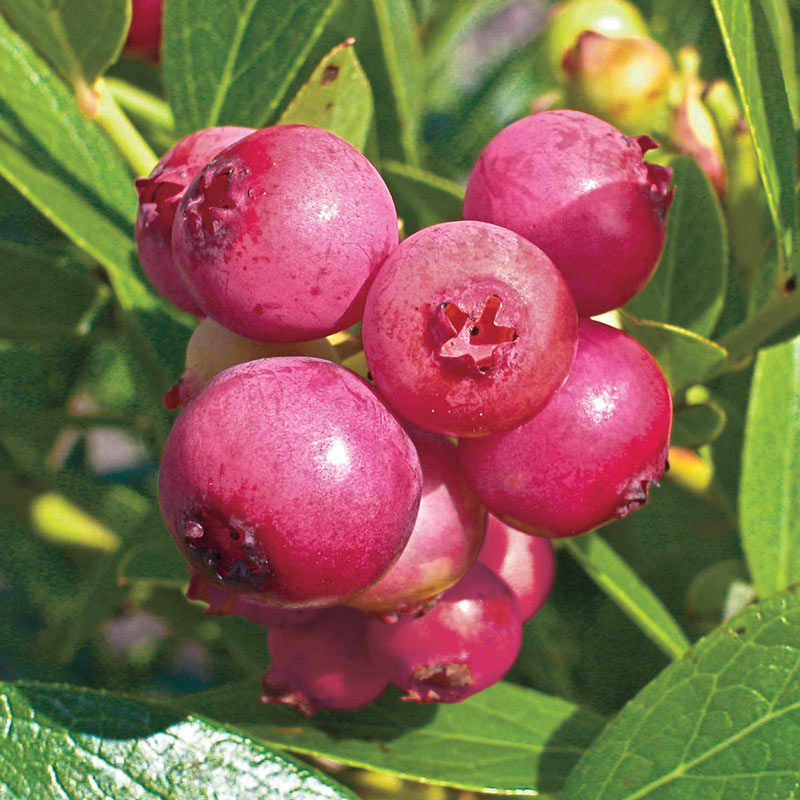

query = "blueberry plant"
[1,0,800,798]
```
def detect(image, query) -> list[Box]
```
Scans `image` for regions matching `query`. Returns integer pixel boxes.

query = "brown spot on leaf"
[322,65,340,85]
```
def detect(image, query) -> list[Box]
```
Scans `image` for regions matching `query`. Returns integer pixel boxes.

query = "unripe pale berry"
[562,32,674,136]
[135,126,255,314]
[366,564,522,703]
[171,124,398,342]
[462,110,673,316]
[346,425,486,620]
[477,515,555,622]
[262,607,389,716]
[460,319,672,537]
[544,0,649,78]
[159,357,422,607]
[362,221,578,437]
[163,317,338,409]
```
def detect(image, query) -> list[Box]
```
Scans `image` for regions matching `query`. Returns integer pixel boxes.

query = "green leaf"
[620,312,728,394]
[759,0,800,128]
[562,535,690,661]
[0,339,89,414]
[0,0,129,101]
[0,15,193,409]
[607,478,741,641]
[0,246,108,340]
[425,37,553,177]
[279,39,373,151]
[163,0,337,135]
[363,0,423,164]
[740,336,800,598]
[380,159,463,234]
[180,680,606,796]
[0,510,80,624]
[626,157,727,338]
[712,0,796,278]
[671,400,727,449]
[118,539,189,590]
[561,586,800,799]
[685,559,750,634]
[422,0,517,111]
[646,0,729,78]
[0,681,358,800]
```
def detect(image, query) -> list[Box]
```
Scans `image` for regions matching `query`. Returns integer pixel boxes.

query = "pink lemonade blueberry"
[159,357,422,607]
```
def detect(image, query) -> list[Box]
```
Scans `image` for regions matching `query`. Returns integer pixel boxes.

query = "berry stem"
[717,290,800,368]
[93,79,159,177]
[104,77,175,136]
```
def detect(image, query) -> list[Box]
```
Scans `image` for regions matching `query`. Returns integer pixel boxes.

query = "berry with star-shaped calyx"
[362,221,578,437]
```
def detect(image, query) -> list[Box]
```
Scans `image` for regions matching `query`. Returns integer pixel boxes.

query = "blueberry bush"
[1,1,800,798]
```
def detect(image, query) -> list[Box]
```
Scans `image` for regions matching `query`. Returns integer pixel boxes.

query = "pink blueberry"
[362,220,578,437]
[366,564,522,703]
[159,357,422,607]
[135,126,255,314]
[346,425,486,620]
[463,109,673,316]
[171,124,398,342]
[460,319,672,537]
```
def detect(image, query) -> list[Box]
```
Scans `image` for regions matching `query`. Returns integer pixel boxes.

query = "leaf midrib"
[206,0,259,127]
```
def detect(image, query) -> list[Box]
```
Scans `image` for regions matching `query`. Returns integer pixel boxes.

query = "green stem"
[93,79,158,176]
[718,288,800,365]
[105,77,175,134]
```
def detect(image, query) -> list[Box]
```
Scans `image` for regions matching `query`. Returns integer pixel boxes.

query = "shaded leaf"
[362,0,423,163]
[759,0,799,127]
[561,586,800,800]
[0,250,105,340]
[0,680,358,799]
[118,538,190,590]
[0,0,129,101]
[279,39,373,151]
[627,157,727,338]
[620,312,728,393]
[645,0,729,79]
[424,32,557,180]
[671,400,727,449]
[163,0,336,135]
[740,336,800,598]
[712,0,796,280]
[380,159,463,234]
[0,14,191,392]
[562,535,690,661]
[180,680,606,796]
[685,559,750,634]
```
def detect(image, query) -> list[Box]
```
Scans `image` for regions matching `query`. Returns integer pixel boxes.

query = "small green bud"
[562,31,674,135]
[543,0,649,79]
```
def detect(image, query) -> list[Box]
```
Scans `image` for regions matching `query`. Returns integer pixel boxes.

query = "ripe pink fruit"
[135,126,255,314]
[346,426,486,620]
[172,124,398,342]
[366,564,522,703]
[478,515,555,622]
[262,607,389,716]
[462,110,673,316]
[460,319,672,537]
[158,357,422,607]
[186,570,320,627]
[362,221,578,437]
[124,0,163,60]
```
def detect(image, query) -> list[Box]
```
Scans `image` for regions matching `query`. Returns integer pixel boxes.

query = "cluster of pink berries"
[138,110,674,714]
